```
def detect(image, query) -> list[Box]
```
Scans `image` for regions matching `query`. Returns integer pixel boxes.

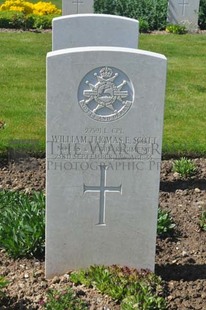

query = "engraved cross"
[178,0,189,16]
[83,164,122,225]
[72,0,84,14]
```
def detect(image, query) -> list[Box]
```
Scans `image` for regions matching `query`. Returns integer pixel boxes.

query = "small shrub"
[0,0,61,15]
[10,11,26,28]
[70,265,167,309]
[139,17,150,33]
[24,12,35,28]
[0,190,45,258]
[43,287,88,310]
[166,24,187,34]
[157,208,176,237]
[32,13,54,29]
[0,0,61,29]
[0,10,16,28]
[172,157,197,177]
[0,0,33,14]
[0,9,58,29]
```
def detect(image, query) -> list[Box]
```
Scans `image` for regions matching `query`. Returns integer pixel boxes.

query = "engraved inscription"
[47,134,160,161]
[178,0,189,16]
[72,0,83,13]
[83,164,122,225]
[78,67,134,122]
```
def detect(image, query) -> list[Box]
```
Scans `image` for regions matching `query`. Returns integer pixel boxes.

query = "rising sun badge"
[78,66,134,122]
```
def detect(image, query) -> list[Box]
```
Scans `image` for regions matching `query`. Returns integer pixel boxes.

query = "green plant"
[199,211,206,231]
[0,10,17,27]
[172,157,197,177]
[166,24,187,34]
[139,17,150,33]
[10,11,26,28]
[0,276,8,299]
[0,0,61,15]
[0,10,58,29]
[94,0,168,31]
[32,13,56,29]
[43,287,88,310]
[70,265,167,309]
[0,190,45,258]
[0,0,61,29]
[157,208,176,237]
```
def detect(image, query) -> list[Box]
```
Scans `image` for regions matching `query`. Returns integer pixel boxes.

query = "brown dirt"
[0,157,206,309]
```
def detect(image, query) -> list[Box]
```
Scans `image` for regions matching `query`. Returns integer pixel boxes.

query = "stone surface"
[52,14,139,50]
[62,0,93,15]
[1,157,206,309]
[46,46,167,278]
[167,0,200,31]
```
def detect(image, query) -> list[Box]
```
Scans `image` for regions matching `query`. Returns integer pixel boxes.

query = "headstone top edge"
[53,13,139,24]
[47,47,167,61]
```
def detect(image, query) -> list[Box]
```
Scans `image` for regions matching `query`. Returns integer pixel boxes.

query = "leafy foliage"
[0,0,60,29]
[157,208,176,237]
[0,10,14,27]
[94,0,168,32]
[30,13,56,29]
[0,190,45,258]
[166,24,187,34]
[0,9,58,28]
[43,287,88,310]
[172,157,197,178]
[0,0,61,15]
[94,0,206,31]
[70,265,167,309]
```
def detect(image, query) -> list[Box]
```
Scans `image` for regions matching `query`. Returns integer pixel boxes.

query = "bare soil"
[0,157,206,309]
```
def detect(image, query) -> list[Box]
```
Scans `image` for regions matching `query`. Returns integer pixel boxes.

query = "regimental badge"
[78,66,134,122]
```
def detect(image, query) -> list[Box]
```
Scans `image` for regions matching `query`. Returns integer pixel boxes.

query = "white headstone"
[46,46,167,278]
[62,0,93,15]
[167,0,200,31]
[52,14,139,50]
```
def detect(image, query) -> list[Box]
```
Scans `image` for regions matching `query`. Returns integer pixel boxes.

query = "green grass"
[0,32,51,153]
[139,34,206,156]
[0,32,206,156]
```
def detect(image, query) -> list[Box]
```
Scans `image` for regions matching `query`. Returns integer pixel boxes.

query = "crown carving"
[99,67,113,78]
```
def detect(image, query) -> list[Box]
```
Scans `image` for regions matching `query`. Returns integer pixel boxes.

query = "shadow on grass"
[155,263,206,281]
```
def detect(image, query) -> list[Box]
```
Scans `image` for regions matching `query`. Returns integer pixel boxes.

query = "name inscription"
[47,127,161,171]
[47,127,160,160]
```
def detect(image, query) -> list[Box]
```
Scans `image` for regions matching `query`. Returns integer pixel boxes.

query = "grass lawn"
[0,32,51,154]
[0,32,206,156]
[140,33,206,156]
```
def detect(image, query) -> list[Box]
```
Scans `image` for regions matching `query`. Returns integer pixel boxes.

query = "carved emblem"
[78,66,134,122]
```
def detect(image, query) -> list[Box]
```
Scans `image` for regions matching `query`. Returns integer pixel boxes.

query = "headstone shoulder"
[52,14,139,50]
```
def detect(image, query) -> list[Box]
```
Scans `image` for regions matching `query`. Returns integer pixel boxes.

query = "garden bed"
[0,157,206,309]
